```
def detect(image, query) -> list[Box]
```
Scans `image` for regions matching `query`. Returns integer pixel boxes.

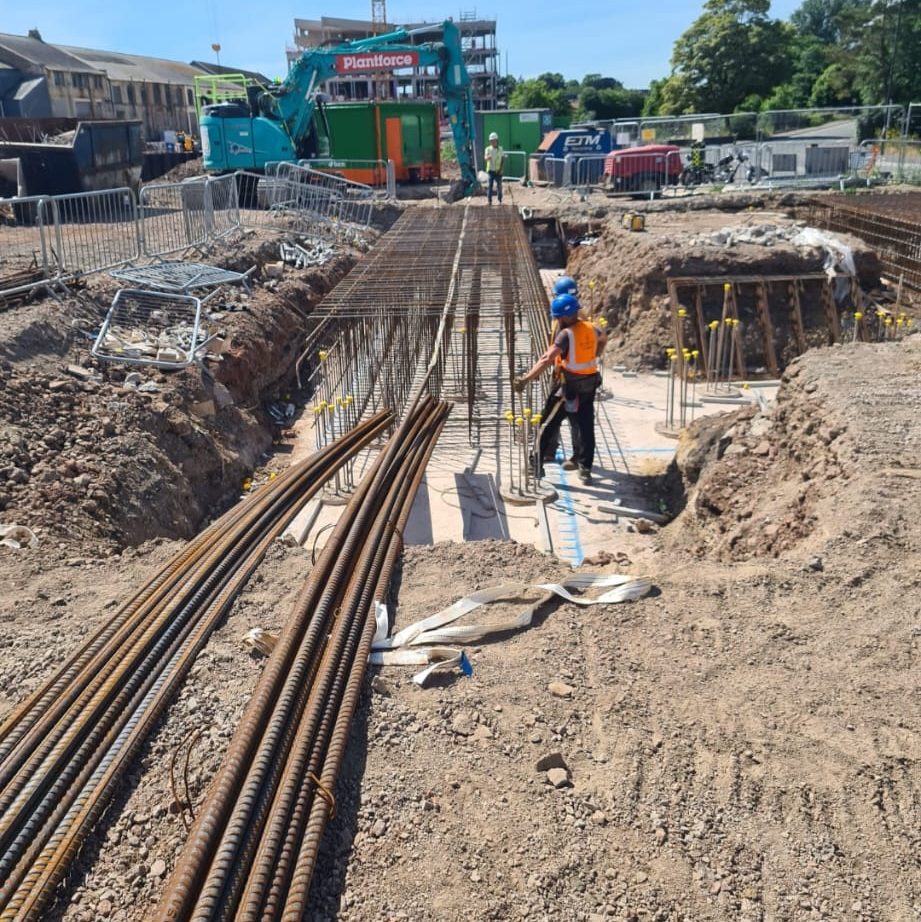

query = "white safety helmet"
[489,132,499,141]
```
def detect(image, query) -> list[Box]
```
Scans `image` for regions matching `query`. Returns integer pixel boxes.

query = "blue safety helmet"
[550,293,581,319]
[553,276,578,296]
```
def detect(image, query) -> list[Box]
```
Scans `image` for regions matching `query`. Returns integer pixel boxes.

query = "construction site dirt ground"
[1,195,920,922]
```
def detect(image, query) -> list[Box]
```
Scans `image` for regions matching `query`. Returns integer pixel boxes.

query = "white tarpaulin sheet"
[371,573,651,686]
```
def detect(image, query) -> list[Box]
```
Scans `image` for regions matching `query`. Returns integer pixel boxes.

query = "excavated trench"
[0,234,358,551]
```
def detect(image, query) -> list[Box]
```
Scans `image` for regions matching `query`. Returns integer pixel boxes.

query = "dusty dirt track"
[1,196,920,922]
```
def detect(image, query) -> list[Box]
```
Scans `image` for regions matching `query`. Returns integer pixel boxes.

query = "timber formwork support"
[667,272,854,379]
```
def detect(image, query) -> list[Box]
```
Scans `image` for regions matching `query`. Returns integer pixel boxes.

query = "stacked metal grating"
[804,192,921,291]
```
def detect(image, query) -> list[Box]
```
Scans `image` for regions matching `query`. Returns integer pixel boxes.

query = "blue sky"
[4,0,802,87]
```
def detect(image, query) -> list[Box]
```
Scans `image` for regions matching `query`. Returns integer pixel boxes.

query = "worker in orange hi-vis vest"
[514,291,607,484]
[537,275,578,463]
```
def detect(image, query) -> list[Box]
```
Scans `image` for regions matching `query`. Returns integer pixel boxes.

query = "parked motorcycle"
[680,149,767,186]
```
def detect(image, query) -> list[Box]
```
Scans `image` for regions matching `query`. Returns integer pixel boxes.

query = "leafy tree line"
[646,0,921,117]
[501,0,920,126]
[502,73,648,122]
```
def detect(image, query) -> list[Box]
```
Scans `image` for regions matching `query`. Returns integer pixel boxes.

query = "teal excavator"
[200,20,478,197]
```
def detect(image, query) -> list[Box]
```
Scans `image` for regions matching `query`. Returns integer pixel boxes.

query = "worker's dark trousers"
[568,389,597,471]
[538,386,596,470]
[487,170,503,204]
[538,388,568,461]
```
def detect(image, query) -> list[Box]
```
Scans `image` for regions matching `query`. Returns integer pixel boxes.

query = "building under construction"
[289,11,499,109]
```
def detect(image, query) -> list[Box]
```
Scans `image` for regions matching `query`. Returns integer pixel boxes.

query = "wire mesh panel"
[298,158,396,198]
[205,174,240,239]
[47,188,140,278]
[277,163,373,232]
[804,193,921,290]
[235,171,311,235]
[0,196,53,297]
[110,261,252,293]
[857,140,921,185]
[92,288,204,368]
[140,180,210,258]
[574,155,609,187]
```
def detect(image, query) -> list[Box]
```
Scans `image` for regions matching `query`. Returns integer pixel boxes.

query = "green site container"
[312,101,440,184]
[475,109,552,179]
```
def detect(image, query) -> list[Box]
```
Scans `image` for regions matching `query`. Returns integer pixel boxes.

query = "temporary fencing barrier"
[855,140,921,185]
[299,158,397,199]
[0,196,53,298]
[234,171,304,233]
[139,180,211,258]
[1,165,377,300]
[573,154,609,188]
[501,150,528,182]
[91,288,205,368]
[47,188,140,278]
[529,155,570,187]
[204,173,240,239]
[277,162,374,236]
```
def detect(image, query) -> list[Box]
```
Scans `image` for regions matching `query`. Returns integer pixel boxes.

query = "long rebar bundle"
[0,414,392,921]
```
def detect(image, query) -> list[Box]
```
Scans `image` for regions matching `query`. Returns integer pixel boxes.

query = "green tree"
[576,86,646,121]
[536,72,566,91]
[582,74,624,91]
[845,0,921,106]
[665,0,794,112]
[509,78,571,119]
[808,61,861,105]
[642,78,667,116]
[791,0,867,42]
[761,32,837,109]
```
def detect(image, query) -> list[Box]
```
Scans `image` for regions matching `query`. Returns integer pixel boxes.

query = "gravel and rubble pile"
[3,338,920,922]
[686,222,806,248]
[667,336,921,562]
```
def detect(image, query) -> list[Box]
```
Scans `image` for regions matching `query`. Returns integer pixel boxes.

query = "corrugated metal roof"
[0,33,102,72]
[60,46,204,84]
[191,62,271,85]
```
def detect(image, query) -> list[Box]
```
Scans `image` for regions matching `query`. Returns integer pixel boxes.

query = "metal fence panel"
[205,174,240,239]
[532,156,569,186]
[299,158,396,199]
[0,196,53,297]
[857,140,921,185]
[234,171,311,235]
[574,154,609,187]
[501,151,528,182]
[91,288,204,368]
[46,188,140,278]
[277,162,373,233]
[140,180,210,257]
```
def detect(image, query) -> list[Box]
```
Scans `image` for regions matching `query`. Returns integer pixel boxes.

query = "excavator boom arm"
[267,21,477,193]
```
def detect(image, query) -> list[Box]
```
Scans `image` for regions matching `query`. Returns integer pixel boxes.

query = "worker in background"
[538,275,579,463]
[514,292,607,484]
[484,131,505,205]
